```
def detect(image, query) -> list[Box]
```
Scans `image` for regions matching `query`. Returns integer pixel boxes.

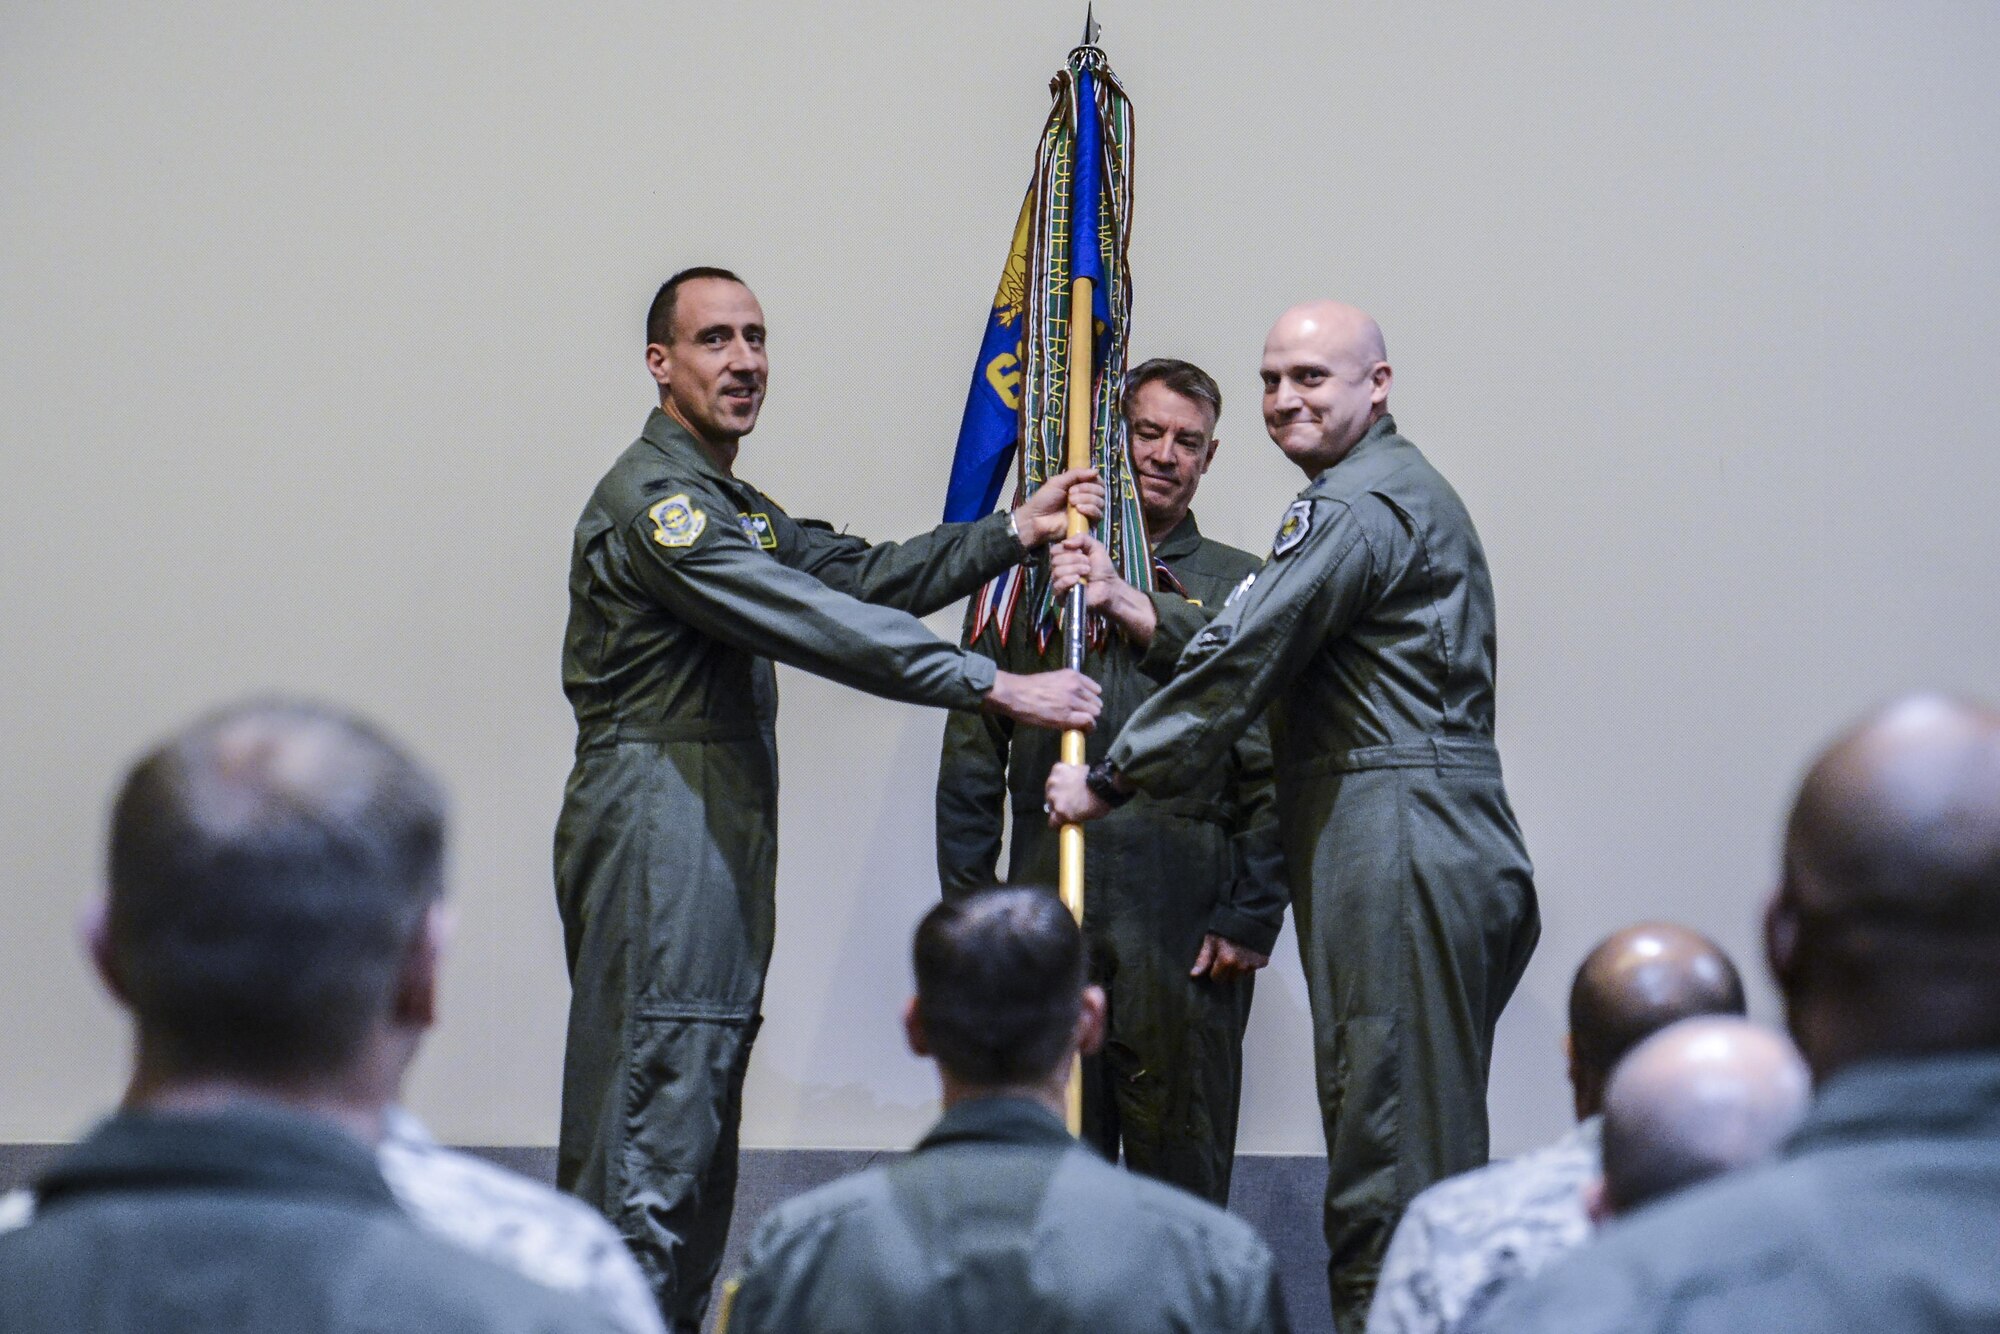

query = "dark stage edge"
[0,1144,1334,1334]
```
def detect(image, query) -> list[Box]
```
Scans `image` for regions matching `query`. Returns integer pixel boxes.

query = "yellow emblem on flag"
[648,494,706,549]
[992,190,1034,329]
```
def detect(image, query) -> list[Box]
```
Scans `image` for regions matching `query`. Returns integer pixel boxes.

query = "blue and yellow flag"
[943,192,1034,524]
[948,39,1144,647]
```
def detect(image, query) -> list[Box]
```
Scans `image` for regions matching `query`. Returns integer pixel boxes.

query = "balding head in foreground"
[1567,922,1747,1120]
[1591,1017,1811,1221]
[1456,695,2000,1334]
[1772,693,2000,1079]
[100,699,449,1117]
[1260,300,1393,476]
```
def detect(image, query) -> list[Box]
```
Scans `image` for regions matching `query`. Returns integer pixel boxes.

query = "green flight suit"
[935,512,1287,1204]
[0,1106,618,1334]
[1102,416,1540,1333]
[556,410,1028,1331]
[726,1097,1290,1333]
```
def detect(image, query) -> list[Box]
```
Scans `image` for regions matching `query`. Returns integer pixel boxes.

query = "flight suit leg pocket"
[617,1009,762,1321]
[1321,1012,1402,1299]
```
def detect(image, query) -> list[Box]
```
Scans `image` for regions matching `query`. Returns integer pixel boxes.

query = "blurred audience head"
[94,700,448,1099]
[1771,694,2000,1079]
[905,888,1103,1099]
[1588,1016,1810,1222]
[1567,922,1747,1119]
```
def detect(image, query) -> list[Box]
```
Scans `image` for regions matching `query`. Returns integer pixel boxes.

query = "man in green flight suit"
[1047,302,1540,1332]
[935,357,1288,1205]
[556,267,1105,1332]
[724,887,1290,1333]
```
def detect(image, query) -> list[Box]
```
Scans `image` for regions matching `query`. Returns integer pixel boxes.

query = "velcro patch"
[1224,572,1257,608]
[737,511,778,550]
[648,495,706,549]
[1189,623,1233,657]
[1271,500,1313,557]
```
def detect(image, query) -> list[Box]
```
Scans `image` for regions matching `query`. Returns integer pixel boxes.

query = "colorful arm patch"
[1271,500,1313,557]
[648,494,707,549]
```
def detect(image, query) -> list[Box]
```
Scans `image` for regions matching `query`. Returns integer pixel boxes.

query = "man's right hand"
[984,669,1102,731]
[1049,534,1158,647]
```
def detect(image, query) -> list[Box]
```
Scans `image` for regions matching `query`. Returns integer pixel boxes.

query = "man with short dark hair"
[724,888,1290,1333]
[0,702,615,1333]
[1367,923,1745,1334]
[558,267,1106,1330]
[1469,694,2000,1333]
[1584,1016,1809,1222]
[936,355,1286,1205]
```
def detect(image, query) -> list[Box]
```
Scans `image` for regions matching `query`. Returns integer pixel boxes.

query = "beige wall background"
[3,2,1996,1154]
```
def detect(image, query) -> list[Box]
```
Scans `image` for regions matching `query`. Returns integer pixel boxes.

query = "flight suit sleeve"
[935,602,1012,898]
[774,505,1026,617]
[621,488,995,710]
[1136,591,1213,683]
[1207,714,1289,957]
[1107,496,1375,798]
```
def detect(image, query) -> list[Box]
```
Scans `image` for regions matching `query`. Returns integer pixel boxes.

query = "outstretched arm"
[780,468,1104,615]
[623,488,1098,729]
[1048,495,1372,821]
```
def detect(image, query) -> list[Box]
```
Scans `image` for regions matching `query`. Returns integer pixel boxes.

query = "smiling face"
[1259,302,1392,476]
[1125,379,1219,536]
[648,277,768,449]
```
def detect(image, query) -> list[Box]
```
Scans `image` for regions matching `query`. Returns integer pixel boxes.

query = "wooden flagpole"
[1059,273,1094,1135]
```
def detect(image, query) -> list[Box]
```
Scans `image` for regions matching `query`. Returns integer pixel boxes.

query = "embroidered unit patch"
[1271,500,1313,557]
[648,495,706,549]
[737,511,778,550]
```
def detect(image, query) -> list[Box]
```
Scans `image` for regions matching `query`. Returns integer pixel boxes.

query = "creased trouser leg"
[1288,765,1537,1334]
[555,738,777,1331]
[1070,816,1255,1207]
[621,1012,761,1330]
[1097,949,1253,1207]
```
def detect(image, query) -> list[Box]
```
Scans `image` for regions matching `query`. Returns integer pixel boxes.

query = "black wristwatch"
[1085,760,1134,808]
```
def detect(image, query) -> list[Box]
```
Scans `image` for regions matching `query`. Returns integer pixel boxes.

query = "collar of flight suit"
[640,407,742,494]
[1149,510,1206,565]
[1786,1051,2000,1157]
[913,1096,1075,1154]
[1300,412,1405,503]
[35,1103,398,1213]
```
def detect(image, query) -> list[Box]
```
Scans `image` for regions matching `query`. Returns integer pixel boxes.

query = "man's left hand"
[1045,761,1111,826]
[1190,933,1270,983]
[1013,468,1105,547]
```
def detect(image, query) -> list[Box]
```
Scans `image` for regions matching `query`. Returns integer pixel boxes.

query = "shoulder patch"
[737,511,778,550]
[1271,500,1313,558]
[647,494,707,549]
[1223,571,1257,608]
[1189,623,1233,655]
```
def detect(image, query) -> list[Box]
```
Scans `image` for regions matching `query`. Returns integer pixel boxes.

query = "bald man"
[1369,923,1744,1334]
[1587,1017,1809,1222]
[1468,694,2000,1333]
[1048,302,1540,1330]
